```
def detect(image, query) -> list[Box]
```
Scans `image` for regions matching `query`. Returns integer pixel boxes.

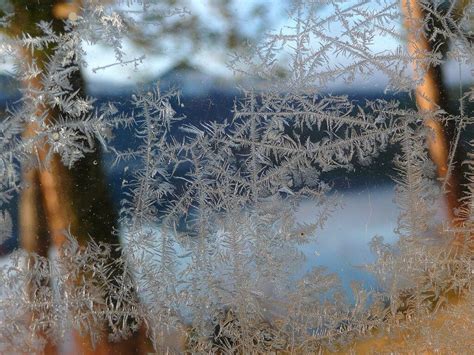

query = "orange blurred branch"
[401,0,463,224]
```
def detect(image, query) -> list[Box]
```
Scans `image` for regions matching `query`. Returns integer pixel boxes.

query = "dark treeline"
[1,72,473,253]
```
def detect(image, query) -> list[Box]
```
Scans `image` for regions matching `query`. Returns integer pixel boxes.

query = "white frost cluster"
[0,0,473,353]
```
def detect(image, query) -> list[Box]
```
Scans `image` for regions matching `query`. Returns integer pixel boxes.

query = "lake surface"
[296,185,398,297]
[114,184,400,306]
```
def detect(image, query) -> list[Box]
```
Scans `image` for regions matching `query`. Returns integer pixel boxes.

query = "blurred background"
[1,0,473,296]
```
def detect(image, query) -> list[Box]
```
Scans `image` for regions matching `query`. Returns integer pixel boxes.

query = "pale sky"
[0,0,472,90]
[67,0,474,91]
[79,0,404,88]
[81,0,288,86]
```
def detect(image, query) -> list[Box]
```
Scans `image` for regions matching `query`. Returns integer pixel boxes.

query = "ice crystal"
[0,0,473,353]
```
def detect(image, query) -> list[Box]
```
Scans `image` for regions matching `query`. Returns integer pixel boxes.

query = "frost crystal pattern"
[0,0,473,353]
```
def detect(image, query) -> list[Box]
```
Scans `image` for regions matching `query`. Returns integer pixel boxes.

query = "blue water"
[296,184,398,300]
[116,184,399,308]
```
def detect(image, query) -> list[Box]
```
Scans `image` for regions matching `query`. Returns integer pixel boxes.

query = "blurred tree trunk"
[401,0,467,225]
[7,1,149,353]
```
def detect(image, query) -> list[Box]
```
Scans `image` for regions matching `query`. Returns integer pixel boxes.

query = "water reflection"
[297,185,398,299]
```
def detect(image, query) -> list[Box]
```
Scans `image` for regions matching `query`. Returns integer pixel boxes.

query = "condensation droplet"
[68,12,78,22]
